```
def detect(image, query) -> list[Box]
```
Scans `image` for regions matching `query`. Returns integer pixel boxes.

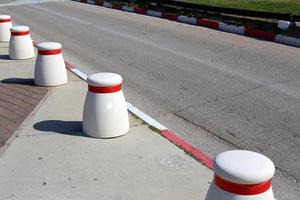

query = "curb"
[126,102,213,169]
[71,62,213,169]
[34,39,214,169]
[74,0,300,48]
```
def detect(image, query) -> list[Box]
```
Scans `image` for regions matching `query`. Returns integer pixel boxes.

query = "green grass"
[180,0,300,15]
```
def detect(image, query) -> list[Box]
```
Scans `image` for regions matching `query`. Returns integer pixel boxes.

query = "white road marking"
[69,68,88,81]
[127,102,167,130]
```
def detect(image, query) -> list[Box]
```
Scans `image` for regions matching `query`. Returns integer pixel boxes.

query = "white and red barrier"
[275,34,300,47]
[219,22,245,35]
[205,150,275,200]
[122,5,134,13]
[34,42,68,86]
[0,15,12,42]
[278,20,292,30]
[146,10,162,18]
[9,25,35,60]
[177,15,197,25]
[74,0,300,48]
[82,72,129,138]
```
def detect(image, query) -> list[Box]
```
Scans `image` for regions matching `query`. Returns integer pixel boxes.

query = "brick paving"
[0,79,48,148]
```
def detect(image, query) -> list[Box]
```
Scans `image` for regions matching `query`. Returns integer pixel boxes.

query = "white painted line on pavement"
[127,102,168,130]
[70,68,88,81]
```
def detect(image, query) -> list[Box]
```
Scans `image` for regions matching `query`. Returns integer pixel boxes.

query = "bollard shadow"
[1,78,35,86]
[0,54,10,60]
[33,120,86,137]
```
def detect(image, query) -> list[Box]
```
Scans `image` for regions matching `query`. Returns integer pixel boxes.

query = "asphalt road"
[0,0,299,199]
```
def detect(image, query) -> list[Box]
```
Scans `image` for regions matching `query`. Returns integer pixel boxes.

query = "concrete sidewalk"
[0,44,212,199]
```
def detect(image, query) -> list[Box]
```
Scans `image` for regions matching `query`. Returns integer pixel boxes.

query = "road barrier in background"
[75,0,300,48]
[151,0,298,22]
[0,12,280,200]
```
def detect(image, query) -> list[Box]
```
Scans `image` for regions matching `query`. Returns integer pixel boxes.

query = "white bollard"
[0,15,12,42]
[34,42,67,86]
[9,26,35,60]
[83,72,129,138]
[205,150,275,200]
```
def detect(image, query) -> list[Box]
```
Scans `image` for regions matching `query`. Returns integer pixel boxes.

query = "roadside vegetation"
[180,0,300,15]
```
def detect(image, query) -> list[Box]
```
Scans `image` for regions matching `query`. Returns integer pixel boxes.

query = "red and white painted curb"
[127,102,213,169]
[74,0,300,48]
[33,39,213,169]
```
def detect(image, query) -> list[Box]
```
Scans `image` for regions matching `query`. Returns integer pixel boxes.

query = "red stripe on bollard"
[81,0,87,3]
[162,12,177,21]
[134,7,147,15]
[11,31,29,36]
[161,130,213,169]
[88,84,122,93]
[0,19,11,23]
[215,175,272,195]
[38,49,61,55]
[245,28,276,41]
[197,19,219,29]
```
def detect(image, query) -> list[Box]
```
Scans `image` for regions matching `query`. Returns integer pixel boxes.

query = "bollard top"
[36,42,62,51]
[0,15,11,20]
[213,150,275,184]
[10,25,29,33]
[87,73,122,87]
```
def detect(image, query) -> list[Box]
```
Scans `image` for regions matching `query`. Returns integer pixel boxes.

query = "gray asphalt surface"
[0,0,299,199]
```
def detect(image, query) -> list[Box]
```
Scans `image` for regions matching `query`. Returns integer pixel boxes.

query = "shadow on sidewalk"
[33,120,86,137]
[1,78,35,86]
[0,55,10,60]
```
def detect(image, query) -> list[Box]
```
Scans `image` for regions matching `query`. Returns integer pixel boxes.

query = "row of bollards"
[0,15,129,139]
[1,14,276,200]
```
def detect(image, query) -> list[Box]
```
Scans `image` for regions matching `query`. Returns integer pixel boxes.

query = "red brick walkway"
[0,80,48,148]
